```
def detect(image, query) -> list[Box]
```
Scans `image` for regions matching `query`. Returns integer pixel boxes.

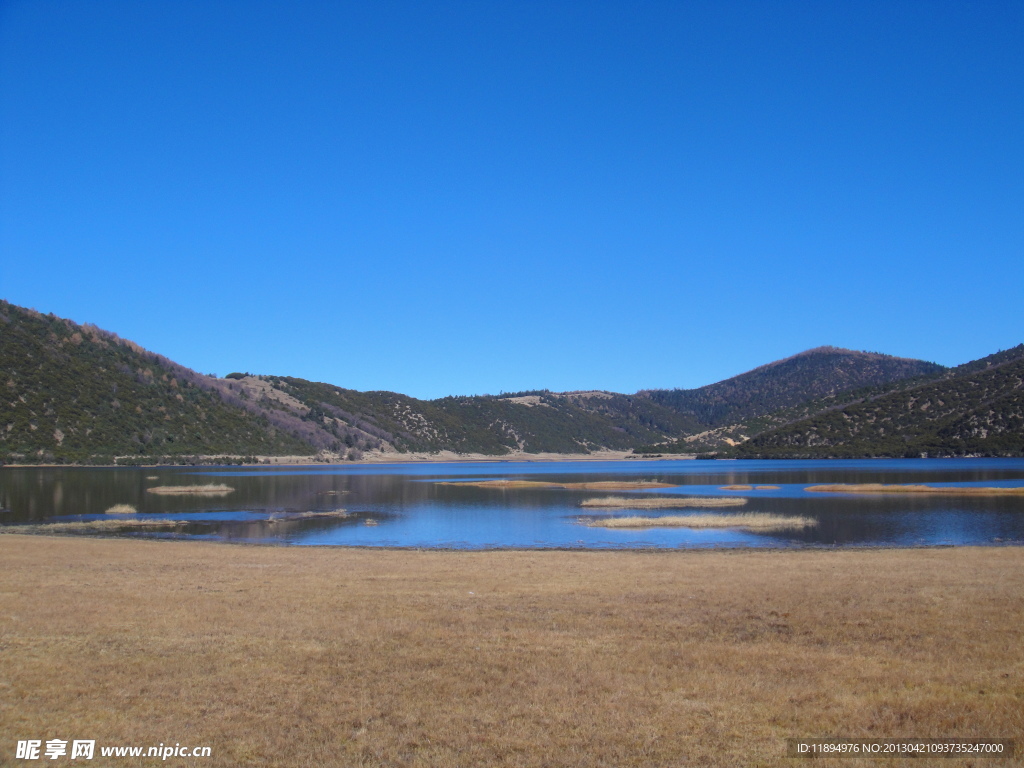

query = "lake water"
[2,459,1024,549]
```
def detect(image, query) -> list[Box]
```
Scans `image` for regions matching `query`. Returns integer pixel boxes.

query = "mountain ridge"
[1,299,1019,462]
[736,344,1024,458]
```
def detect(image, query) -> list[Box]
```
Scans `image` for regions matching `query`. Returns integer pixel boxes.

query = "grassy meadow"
[1,536,1021,767]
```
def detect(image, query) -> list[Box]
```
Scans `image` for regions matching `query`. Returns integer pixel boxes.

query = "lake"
[2,458,1024,549]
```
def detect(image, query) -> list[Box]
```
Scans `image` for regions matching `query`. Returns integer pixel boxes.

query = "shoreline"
[1,449,709,468]
[8,453,1020,469]
[6,528,1023,551]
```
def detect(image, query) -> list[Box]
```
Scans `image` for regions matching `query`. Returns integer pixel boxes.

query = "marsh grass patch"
[437,480,677,491]
[580,496,747,509]
[806,483,1024,495]
[581,513,817,530]
[146,484,235,496]
[104,504,137,515]
[2,519,188,534]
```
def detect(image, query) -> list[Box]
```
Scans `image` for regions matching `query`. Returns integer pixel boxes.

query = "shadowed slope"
[741,346,1024,458]
[640,347,947,428]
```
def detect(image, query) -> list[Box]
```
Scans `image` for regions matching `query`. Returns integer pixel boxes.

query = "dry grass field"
[1,536,1021,767]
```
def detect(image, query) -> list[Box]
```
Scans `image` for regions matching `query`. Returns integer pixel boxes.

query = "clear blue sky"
[2,1,1022,399]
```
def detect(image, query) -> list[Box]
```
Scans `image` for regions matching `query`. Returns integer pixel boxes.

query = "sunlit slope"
[254,377,700,454]
[739,346,1024,457]
[0,301,309,462]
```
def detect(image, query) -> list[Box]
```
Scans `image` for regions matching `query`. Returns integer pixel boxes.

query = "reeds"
[437,480,677,490]
[268,510,351,524]
[806,483,1024,495]
[582,513,817,530]
[580,496,747,509]
[2,519,185,533]
[104,504,137,515]
[146,484,235,496]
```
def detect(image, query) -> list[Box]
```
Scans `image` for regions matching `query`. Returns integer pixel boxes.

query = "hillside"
[641,347,946,427]
[738,346,1024,458]
[231,378,702,456]
[4,299,1016,463]
[632,348,948,453]
[0,302,313,463]
[0,300,705,462]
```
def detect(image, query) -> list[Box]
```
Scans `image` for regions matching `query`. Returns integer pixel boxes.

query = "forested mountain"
[229,378,702,456]
[737,346,1024,458]
[630,347,949,453]
[641,347,946,427]
[0,301,310,462]
[2,299,1019,462]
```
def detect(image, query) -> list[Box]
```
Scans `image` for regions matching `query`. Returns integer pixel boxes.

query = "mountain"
[3,299,1017,463]
[240,349,945,456]
[641,347,946,427]
[0,300,700,462]
[737,346,1024,458]
[0,301,314,463]
[229,377,703,456]
[631,347,948,452]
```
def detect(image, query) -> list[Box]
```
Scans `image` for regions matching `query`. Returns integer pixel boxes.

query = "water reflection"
[1,459,1023,549]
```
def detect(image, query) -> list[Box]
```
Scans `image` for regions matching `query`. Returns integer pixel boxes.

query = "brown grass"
[580,496,748,509]
[806,484,1024,495]
[437,480,677,490]
[756,485,781,490]
[145,483,235,496]
[720,484,754,490]
[582,513,817,530]
[268,510,350,523]
[299,509,349,519]
[0,536,1021,767]
[1,519,186,533]
[105,504,137,515]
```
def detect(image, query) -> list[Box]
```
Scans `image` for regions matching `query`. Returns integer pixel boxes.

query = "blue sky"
[1,1,1022,399]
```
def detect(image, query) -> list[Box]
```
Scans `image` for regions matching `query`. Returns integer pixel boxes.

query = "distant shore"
[1,449,707,468]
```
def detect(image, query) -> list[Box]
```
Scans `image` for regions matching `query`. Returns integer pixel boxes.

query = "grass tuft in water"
[582,513,817,530]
